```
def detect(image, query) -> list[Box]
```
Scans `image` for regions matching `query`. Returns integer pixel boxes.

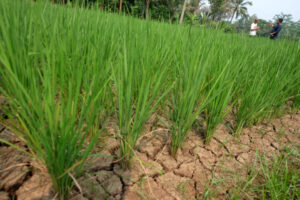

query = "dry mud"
[0,111,299,200]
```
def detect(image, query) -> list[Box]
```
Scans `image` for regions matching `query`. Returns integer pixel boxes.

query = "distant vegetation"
[49,0,300,39]
[235,13,300,40]
[0,0,299,199]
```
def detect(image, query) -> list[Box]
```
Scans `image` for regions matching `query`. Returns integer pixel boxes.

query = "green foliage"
[229,0,252,23]
[235,13,300,40]
[169,31,208,155]
[230,150,300,200]
[204,61,235,143]
[232,39,300,132]
[0,0,113,198]
[0,0,300,198]
[208,0,228,21]
[112,23,171,167]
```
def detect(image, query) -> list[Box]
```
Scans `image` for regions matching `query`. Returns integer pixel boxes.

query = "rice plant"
[0,0,113,198]
[232,41,300,133]
[112,20,172,167]
[168,30,210,156]
[0,0,300,197]
[203,62,235,143]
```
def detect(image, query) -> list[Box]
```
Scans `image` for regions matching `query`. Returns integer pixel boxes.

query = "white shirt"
[250,23,258,36]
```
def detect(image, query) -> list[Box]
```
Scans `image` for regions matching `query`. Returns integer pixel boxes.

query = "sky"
[247,0,300,22]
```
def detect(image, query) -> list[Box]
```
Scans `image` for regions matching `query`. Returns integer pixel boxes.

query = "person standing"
[270,18,283,39]
[250,19,259,36]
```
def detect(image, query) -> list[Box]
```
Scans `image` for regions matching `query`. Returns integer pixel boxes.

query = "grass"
[0,0,300,198]
[197,149,300,200]
[229,149,300,200]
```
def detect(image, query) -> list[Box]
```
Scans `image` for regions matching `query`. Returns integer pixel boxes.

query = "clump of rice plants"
[232,41,300,134]
[203,62,234,143]
[1,0,300,197]
[168,31,209,156]
[113,25,171,168]
[0,0,113,198]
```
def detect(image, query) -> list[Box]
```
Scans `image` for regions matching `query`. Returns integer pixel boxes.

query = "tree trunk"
[145,0,150,20]
[179,0,188,24]
[119,0,123,13]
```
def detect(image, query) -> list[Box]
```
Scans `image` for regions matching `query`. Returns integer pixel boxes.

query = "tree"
[272,13,300,39]
[166,0,181,22]
[179,0,188,24]
[119,0,123,12]
[209,0,228,21]
[189,0,202,16]
[145,0,151,19]
[273,13,293,26]
[229,0,252,23]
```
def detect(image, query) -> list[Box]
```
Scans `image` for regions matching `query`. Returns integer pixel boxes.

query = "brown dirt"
[0,111,299,200]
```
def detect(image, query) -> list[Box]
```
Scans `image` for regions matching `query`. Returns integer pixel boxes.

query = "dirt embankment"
[0,111,299,200]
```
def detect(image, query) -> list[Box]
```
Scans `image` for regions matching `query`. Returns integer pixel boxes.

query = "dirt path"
[0,111,299,200]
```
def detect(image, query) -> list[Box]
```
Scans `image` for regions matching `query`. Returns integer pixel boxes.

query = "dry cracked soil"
[0,110,299,200]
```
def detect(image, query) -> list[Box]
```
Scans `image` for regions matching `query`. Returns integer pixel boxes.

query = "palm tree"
[229,0,252,23]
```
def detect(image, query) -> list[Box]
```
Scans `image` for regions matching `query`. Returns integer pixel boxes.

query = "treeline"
[50,0,300,39]
[49,0,252,23]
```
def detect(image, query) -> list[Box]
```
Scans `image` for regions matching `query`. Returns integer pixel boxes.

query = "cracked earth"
[0,110,299,200]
